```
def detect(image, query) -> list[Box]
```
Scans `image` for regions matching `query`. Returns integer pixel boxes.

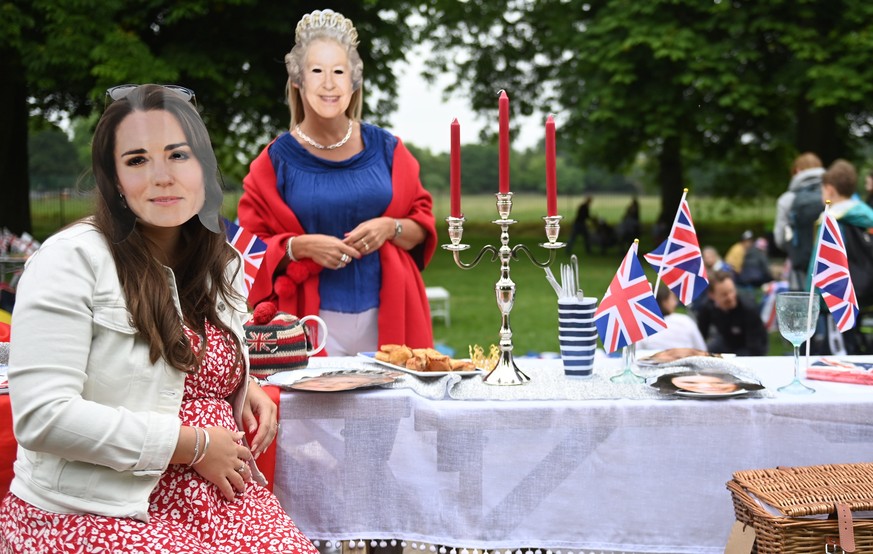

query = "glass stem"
[793,345,801,382]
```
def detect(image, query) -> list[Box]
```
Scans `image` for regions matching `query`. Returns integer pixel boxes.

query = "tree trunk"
[655,135,684,245]
[0,48,32,235]
[795,102,844,166]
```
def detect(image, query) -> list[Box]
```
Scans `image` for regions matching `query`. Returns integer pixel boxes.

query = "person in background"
[702,245,734,277]
[637,285,707,352]
[616,195,641,245]
[0,85,316,552]
[566,195,593,254]
[810,159,873,354]
[773,152,825,290]
[738,236,773,288]
[695,271,769,356]
[238,9,436,356]
[724,229,754,275]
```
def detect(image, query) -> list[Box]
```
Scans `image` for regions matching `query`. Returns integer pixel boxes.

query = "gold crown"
[295,9,359,46]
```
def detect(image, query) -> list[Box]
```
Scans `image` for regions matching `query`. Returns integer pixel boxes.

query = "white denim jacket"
[8,222,263,522]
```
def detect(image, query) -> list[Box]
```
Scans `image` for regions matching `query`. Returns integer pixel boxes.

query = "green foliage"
[418,0,873,216]
[8,0,419,185]
[28,126,84,190]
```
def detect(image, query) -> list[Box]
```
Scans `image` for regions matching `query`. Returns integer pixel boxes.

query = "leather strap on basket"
[836,502,856,553]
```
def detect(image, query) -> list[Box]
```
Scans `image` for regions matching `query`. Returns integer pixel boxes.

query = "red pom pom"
[287,259,321,284]
[252,302,278,325]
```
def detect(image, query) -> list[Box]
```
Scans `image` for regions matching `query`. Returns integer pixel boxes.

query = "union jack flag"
[760,280,790,332]
[246,330,278,353]
[224,218,267,298]
[594,241,667,353]
[812,211,858,332]
[644,196,709,305]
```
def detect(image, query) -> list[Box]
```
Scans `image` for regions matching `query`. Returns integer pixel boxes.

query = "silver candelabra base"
[442,192,563,385]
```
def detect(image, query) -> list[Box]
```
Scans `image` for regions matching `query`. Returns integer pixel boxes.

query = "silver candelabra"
[442,192,563,385]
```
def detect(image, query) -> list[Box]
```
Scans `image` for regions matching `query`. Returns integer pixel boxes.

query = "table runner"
[308,356,773,401]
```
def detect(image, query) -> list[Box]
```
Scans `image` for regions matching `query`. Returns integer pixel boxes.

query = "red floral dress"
[0,321,318,554]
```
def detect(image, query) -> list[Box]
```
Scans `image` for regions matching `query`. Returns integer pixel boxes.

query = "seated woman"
[0,84,317,553]
[637,286,707,352]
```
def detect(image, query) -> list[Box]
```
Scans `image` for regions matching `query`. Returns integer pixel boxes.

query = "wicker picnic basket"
[727,463,873,553]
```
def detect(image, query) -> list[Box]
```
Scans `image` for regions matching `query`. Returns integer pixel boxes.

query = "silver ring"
[340,253,351,263]
[336,262,343,269]
[362,240,370,251]
[235,464,246,473]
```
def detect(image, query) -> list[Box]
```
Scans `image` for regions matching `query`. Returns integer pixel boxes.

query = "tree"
[1,0,417,234]
[28,126,84,191]
[417,0,873,225]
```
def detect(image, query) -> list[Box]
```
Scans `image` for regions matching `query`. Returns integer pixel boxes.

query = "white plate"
[358,352,483,378]
[265,367,351,387]
[265,367,401,392]
[673,388,752,399]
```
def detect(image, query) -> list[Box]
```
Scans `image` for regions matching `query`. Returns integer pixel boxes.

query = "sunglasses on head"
[105,84,197,108]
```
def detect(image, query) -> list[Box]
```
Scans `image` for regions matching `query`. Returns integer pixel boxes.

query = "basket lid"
[732,463,873,517]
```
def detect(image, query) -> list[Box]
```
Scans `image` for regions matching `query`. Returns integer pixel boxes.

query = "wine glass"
[775,291,820,394]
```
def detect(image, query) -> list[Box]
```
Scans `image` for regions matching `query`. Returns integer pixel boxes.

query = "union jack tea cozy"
[243,302,311,378]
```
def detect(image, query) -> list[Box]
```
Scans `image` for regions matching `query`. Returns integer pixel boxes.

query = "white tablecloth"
[272,356,873,554]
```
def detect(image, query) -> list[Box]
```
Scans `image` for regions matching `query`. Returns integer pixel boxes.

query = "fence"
[28,190,246,240]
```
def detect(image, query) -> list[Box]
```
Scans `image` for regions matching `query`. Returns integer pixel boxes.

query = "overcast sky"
[386,47,543,154]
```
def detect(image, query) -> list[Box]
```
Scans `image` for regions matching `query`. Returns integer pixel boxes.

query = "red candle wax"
[450,119,461,218]
[545,115,557,217]
[498,91,510,194]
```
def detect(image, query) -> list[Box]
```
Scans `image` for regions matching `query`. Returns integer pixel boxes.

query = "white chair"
[425,286,450,327]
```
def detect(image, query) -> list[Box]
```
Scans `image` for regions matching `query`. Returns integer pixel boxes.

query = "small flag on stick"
[224,218,267,298]
[595,240,667,353]
[644,190,708,305]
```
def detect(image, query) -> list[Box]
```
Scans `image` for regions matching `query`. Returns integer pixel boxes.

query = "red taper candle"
[498,91,510,194]
[450,118,461,218]
[545,114,557,217]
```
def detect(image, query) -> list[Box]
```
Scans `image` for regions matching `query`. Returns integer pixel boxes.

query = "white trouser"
[319,308,379,356]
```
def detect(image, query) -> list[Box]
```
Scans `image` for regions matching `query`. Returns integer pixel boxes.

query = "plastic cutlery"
[543,266,564,297]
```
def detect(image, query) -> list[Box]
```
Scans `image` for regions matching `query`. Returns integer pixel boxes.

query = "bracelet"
[286,236,298,262]
[192,428,210,466]
[188,427,201,467]
[393,219,403,238]
[249,375,261,386]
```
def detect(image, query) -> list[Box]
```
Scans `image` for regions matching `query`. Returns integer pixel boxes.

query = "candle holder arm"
[510,244,558,269]
[452,245,499,270]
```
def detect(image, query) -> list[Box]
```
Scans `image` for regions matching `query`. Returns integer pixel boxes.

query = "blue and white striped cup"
[558,297,598,378]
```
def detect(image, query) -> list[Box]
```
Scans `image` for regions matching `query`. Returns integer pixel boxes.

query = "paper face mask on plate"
[648,370,765,399]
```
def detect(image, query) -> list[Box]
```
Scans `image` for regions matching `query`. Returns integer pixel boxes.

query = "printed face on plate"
[671,374,739,394]
[291,373,394,392]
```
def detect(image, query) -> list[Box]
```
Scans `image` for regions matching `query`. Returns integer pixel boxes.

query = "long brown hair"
[91,84,243,374]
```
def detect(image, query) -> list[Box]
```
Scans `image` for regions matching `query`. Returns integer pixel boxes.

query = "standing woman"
[239,9,437,356]
[0,84,317,553]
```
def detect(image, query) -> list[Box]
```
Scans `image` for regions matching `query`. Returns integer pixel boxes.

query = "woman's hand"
[343,217,396,255]
[242,380,279,459]
[192,426,253,501]
[293,233,360,270]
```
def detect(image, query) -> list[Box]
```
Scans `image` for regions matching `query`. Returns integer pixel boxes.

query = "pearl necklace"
[295,119,354,150]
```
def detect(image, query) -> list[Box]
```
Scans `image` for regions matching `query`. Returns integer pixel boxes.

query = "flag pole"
[611,239,646,384]
[653,188,689,298]
[804,201,829,367]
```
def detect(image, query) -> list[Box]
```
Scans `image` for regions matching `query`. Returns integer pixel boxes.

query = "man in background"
[696,271,768,355]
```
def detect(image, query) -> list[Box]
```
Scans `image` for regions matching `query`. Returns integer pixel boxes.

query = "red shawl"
[238,137,437,354]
